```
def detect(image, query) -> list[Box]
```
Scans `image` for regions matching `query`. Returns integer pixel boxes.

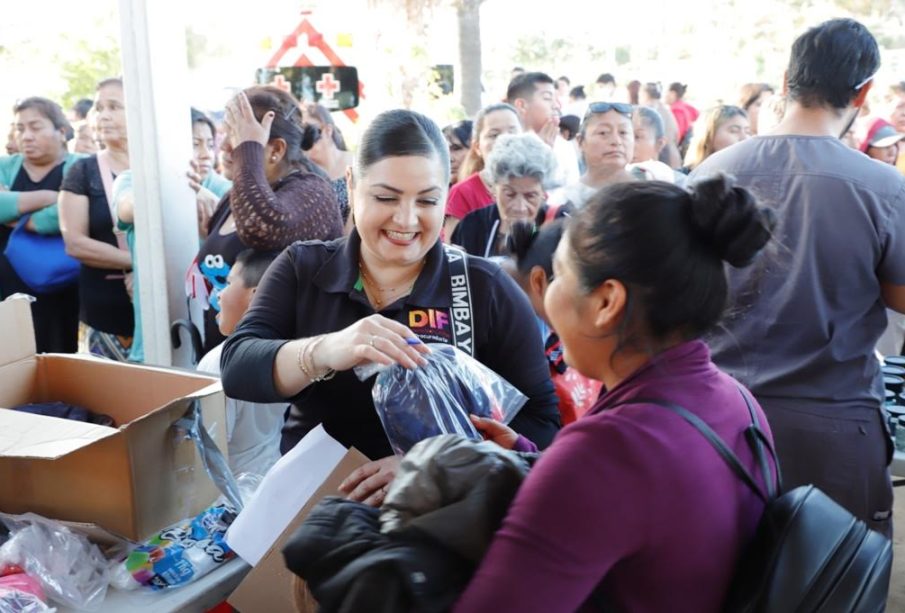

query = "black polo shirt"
[451,204,503,257]
[221,231,560,460]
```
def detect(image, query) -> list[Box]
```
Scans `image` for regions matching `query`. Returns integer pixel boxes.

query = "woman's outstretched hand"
[469,414,519,450]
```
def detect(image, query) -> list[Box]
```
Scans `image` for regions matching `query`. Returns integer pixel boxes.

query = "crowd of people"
[1,15,904,611]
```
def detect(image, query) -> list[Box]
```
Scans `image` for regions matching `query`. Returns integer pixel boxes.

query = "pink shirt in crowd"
[446,172,494,220]
[671,100,700,143]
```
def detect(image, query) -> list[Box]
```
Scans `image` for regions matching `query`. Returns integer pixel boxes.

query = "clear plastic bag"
[0,574,53,613]
[371,344,528,455]
[0,513,108,610]
[110,473,261,592]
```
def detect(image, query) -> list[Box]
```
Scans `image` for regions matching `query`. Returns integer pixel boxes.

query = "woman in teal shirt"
[0,97,83,352]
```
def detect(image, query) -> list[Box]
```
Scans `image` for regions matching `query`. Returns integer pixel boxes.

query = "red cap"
[860,118,905,152]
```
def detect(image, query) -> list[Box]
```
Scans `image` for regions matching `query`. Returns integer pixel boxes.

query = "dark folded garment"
[12,401,115,427]
[284,496,471,613]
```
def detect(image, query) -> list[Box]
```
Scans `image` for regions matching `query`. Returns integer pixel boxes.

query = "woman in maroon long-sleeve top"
[461,177,777,612]
[192,86,343,353]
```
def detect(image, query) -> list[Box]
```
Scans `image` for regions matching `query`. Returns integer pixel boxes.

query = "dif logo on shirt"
[408,308,452,344]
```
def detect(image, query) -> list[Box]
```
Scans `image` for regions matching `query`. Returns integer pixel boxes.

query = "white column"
[118,0,198,367]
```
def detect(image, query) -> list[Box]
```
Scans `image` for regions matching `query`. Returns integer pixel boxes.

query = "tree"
[511,36,574,72]
[370,0,484,116]
[57,37,122,109]
[456,0,484,116]
[368,0,437,109]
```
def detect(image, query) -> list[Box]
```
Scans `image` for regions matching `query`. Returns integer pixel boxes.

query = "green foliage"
[510,34,610,77]
[511,35,574,70]
[56,37,122,109]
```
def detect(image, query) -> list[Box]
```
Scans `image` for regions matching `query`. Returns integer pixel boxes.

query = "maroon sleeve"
[512,435,538,453]
[229,141,343,250]
[454,417,649,612]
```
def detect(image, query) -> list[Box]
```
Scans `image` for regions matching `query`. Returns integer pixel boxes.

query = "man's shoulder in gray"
[693,134,905,408]
[691,135,905,200]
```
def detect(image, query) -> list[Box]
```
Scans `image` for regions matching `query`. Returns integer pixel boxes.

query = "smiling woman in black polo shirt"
[221,110,560,505]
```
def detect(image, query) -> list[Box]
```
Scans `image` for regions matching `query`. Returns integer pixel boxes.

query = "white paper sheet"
[225,424,347,566]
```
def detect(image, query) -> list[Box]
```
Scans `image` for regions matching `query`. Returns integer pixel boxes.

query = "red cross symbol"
[316,73,340,100]
[271,74,291,92]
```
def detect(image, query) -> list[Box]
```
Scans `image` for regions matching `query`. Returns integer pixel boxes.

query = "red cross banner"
[262,17,364,122]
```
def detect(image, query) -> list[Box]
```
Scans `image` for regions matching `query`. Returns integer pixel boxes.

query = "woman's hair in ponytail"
[507,219,565,279]
[567,174,774,342]
[300,123,321,152]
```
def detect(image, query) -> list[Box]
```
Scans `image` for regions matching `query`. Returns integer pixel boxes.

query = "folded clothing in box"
[12,402,114,427]
[0,296,228,542]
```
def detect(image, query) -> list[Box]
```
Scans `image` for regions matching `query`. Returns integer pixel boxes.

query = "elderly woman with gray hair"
[450,132,559,257]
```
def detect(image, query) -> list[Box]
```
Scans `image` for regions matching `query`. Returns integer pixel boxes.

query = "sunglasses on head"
[585,102,634,118]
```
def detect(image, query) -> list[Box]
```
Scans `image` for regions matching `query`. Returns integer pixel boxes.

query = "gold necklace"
[359,261,425,309]
[359,271,386,309]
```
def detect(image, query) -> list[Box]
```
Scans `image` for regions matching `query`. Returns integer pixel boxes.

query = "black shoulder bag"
[627,390,892,613]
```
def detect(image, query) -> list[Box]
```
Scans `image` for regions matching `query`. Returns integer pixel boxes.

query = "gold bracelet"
[304,335,336,382]
[310,336,336,382]
[296,341,311,377]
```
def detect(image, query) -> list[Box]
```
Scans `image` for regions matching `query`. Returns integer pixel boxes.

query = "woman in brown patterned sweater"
[193,86,343,353]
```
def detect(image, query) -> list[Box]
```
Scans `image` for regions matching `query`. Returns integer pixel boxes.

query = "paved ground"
[889,491,905,610]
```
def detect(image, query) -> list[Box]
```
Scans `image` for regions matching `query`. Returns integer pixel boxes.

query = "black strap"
[736,387,782,498]
[444,245,474,356]
[630,396,770,503]
[622,387,782,503]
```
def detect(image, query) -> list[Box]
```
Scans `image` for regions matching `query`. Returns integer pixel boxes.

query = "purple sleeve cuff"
[512,434,539,453]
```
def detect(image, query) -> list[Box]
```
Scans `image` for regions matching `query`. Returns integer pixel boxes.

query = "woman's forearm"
[273,339,316,398]
[17,190,59,214]
[64,234,131,270]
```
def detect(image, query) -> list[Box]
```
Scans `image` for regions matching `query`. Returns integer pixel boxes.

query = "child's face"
[217,263,255,336]
[501,259,549,323]
[867,143,899,166]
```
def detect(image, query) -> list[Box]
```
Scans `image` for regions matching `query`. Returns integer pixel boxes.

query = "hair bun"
[300,123,321,152]
[688,173,775,268]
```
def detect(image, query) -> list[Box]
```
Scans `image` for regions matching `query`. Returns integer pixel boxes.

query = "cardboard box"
[0,296,228,542]
[228,449,370,613]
